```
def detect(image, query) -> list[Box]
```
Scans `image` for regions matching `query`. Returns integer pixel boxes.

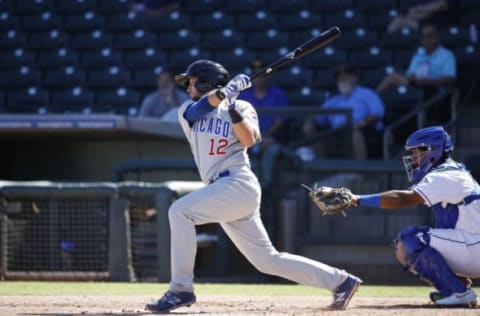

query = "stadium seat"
[355,0,397,15]
[289,28,326,47]
[311,0,353,14]
[14,0,54,14]
[278,10,321,32]
[235,11,276,32]
[224,0,266,14]
[71,29,113,51]
[272,66,313,89]
[267,0,310,14]
[95,86,140,115]
[20,11,61,32]
[145,11,190,32]
[0,48,35,69]
[442,26,472,49]
[182,0,223,14]
[0,12,18,30]
[367,9,399,33]
[302,46,347,69]
[96,0,129,15]
[381,27,419,49]
[105,11,145,32]
[54,0,96,14]
[202,28,244,49]
[337,28,377,50]
[380,85,424,109]
[80,48,122,68]
[256,46,289,66]
[37,47,79,68]
[393,47,417,69]
[361,65,398,88]
[113,29,155,50]
[191,11,234,32]
[87,66,130,88]
[124,47,167,70]
[0,65,41,88]
[287,86,324,106]
[6,86,49,114]
[156,28,200,50]
[312,68,338,90]
[167,47,211,71]
[245,29,289,50]
[50,86,94,113]
[28,29,69,51]
[0,0,12,10]
[43,65,86,88]
[213,48,255,70]
[454,45,480,68]
[130,66,162,90]
[0,29,26,50]
[460,0,480,10]
[63,11,105,32]
[324,9,366,31]
[348,47,393,69]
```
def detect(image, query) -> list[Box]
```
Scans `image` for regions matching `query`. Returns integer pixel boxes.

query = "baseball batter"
[348,126,479,307]
[145,60,362,313]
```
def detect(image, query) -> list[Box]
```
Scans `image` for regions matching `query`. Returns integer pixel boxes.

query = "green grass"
[0,281,431,297]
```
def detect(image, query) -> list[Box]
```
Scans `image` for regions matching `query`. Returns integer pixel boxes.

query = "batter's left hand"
[226,74,252,93]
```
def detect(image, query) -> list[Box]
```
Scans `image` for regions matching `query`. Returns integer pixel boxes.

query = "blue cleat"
[329,275,362,310]
[145,291,196,313]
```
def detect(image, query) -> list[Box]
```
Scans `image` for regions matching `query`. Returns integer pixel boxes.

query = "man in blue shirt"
[304,64,385,159]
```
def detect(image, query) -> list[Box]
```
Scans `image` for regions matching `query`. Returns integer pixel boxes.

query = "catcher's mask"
[402,126,453,182]
[174,59,229,94]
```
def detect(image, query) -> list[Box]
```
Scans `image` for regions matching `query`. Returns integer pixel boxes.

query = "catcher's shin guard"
[393,226,466,296]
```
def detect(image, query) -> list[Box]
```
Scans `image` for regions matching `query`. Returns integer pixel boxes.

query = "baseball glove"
[302,184,355,216]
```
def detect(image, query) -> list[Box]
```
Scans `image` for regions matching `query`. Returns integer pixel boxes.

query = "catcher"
[307,126,479,307]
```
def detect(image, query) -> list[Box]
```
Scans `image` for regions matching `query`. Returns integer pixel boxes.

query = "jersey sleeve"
[177,100,194,140]
[411,170,473,206]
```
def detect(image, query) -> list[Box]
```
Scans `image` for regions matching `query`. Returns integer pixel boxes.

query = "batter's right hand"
[226,74,252,93]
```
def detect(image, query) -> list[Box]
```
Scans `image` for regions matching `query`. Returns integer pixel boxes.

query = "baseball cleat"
[145,291,196,313]
[434,288,478,308]
[328,275,362,310]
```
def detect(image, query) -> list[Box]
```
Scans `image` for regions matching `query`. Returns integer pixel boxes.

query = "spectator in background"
[376,23,456,94]
[129,0,180,16]
[304,64,385,160]
[387,0,457,33]
[139,67,190,122]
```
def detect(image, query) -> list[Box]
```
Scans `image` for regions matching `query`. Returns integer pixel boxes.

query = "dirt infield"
[1,295,479,315]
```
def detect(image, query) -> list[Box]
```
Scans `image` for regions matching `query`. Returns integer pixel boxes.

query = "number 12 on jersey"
[209,138,228,155]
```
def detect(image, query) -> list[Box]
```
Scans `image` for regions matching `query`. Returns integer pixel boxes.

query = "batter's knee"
[167,199,187,222]
[249,249,282,275]
[393,226,430,267]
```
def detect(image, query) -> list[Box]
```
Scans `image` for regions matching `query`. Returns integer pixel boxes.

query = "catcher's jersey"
[178,98,260,184]
[411,159,480,233]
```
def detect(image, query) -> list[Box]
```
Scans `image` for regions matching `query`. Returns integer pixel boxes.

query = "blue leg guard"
[393,226,466,296]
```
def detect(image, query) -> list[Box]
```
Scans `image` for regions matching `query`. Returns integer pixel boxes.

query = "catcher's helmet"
[174,60,229,93]
[402,126,453,182]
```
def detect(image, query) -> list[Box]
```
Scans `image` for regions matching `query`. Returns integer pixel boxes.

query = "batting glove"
[219,74,251,104]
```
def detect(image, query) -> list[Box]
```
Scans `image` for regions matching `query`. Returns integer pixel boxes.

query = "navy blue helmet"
[402,126,453,182]
[174,60,229,93]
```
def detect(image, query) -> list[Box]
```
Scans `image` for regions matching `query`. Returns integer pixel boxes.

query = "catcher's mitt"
[302,184,355,216]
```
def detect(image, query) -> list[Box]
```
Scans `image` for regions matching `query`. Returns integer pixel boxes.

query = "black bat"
[250,26,341,80]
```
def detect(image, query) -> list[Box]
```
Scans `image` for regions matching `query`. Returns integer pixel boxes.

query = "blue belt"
[209,170,230,184]
[462,194,480,205]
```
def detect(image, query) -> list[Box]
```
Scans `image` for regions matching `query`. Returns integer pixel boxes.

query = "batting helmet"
[402,126,453,182]
[174,60,229,93]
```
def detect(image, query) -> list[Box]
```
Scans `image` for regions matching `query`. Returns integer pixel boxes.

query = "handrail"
[382,89,458,160]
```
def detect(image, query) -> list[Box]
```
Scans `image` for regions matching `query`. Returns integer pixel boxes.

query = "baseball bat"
[250,26,341,80]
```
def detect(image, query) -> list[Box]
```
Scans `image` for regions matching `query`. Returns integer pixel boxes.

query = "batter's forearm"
[232,122,258,147]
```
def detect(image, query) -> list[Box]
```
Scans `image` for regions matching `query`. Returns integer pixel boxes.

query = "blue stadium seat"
[156,28,200,50]
[43,65,86,88]
[20,11,61,32]
[256,46,290,66]
[182,0,223,14]
[50,86,94,113]
[393,47,417,68]
[87,66,130,88]
[0,0,12,10]
[14,0,54,14]
[0,48,34,69]
[442,26,472,49]
[167,47,211,71]
[72,29,113,51]
[80,47,122,68]
[313,68,338,90]
[245,29,289,49]
[131,66,162,90]
[348,46,393,69]
[0,29,26,50]
[361,65,398,88]
[202,28,244,49]
[213,48,255,70]
[302,46,347,69]
[0,12,18,30]
[324,9,366,31]
[54,0,96,14]
[96,0,129,15]
[145,11,190,32]
[460,0,480,10]
[267,0,310,14]
[380,85,424,109]
[224,0,265,14]
[287,86,324,106]
[235,10,276,32]
[381,27,419,50]
[63,11,105,32]
[367,9,399,33]
[28,29,69,51]
[355,0,397,15]
[191,11,234,32]
[95,86,140,115]
[337,28,378,50]
[124,47,166,70]
[454,45,480,68]
[37,47,79,68]
[272,65,313,89]
[113,29,155,50]
[0,65,41,88]
[105,11,145,32]
[278,10,322,32]
[6,86,49,114]
[311,0,353,14]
